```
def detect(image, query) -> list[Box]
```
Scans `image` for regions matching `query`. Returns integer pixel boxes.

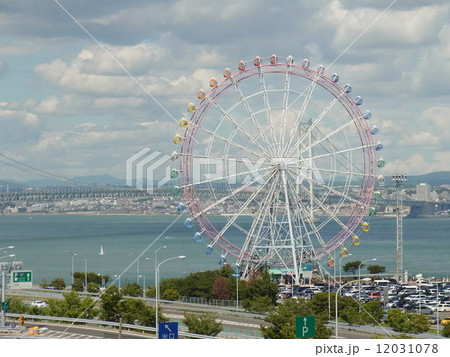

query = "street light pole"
[74,253,87,291]
[64,250,75,285]
[335,278,371,339]
[155,255,185,338]
[339,253,351,286]
[358,258,377,307]
[1,253,15,327]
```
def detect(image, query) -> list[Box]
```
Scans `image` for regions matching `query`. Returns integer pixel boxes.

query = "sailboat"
[99,246,104,256]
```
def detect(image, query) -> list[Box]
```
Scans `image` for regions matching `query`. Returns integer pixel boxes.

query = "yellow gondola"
[361,221,370,232]
[179,118,188,128]
[173,135,183,144]
[187,103,196,112]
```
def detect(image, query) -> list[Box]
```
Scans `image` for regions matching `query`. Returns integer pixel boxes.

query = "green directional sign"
[296,315,315,338]
[10,270,33,289]
[13,271,32,283]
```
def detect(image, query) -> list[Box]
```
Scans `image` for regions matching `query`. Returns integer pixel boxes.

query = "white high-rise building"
[416,183,431,201]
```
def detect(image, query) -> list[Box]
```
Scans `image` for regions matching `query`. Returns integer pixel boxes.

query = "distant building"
[416,183,431,201]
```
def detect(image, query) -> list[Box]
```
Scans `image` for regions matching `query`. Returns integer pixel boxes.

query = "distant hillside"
[71,174,125,186]
[391,171,450,188]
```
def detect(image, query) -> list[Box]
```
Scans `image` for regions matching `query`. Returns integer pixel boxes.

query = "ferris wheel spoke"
[284,170,326,248]
[205,95,271,156]
[291,164,370,179]
[280,170,300,281]
[284,79,321,157]
[191,122,263,159]
[286,115,353,159]
[238,173,282,272]
[208,171,277,249]
[296,88,349,151]
[257,66,278,149]
[180,161,271,190]
[305,143,373,164]
[190,170,272,220]
[230,77,277,157]
[294,184,353,240]
[298,169,365,208]
[279,63,293,155]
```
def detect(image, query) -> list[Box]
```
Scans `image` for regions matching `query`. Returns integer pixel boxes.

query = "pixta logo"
[126,148,324,193]
[126,148,171,193]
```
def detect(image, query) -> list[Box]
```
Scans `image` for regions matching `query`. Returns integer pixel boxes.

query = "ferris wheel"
[171,54,384,284]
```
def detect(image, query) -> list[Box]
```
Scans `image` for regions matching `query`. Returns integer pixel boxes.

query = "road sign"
[158,321,178,339]
[296,316,315,338]
[10,270,33,289]
[1,301,10,311]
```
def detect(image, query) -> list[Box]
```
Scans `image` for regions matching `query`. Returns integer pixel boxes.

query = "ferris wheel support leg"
[281,169,300,285]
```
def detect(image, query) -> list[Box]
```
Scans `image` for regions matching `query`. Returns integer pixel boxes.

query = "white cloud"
[323,1,448,51]
[0,1,449,177]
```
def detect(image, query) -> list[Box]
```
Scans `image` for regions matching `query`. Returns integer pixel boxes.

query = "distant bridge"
[0,186,447,218]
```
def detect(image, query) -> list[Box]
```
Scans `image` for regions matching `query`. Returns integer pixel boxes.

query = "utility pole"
[393,174,407,283]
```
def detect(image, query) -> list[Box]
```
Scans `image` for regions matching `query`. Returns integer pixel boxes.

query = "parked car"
[412,306,433,315]
[441,317,450,325]
[31,301,47,308]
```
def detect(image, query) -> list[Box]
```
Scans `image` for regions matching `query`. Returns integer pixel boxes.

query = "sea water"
[0,214,448,286]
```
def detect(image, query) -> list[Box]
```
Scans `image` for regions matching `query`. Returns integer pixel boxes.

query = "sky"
[0,0,449,182]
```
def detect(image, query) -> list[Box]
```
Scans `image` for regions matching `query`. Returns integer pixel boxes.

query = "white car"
[31,301,47,308]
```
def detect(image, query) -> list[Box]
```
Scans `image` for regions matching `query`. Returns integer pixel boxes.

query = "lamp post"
[435,282,440,337]
[99,246,105,288]
[139,274,147,298]
[74,253,87,291]
[155,255,185,338]
[1,253,15,327]
[339,253,352,286]
[64,250,75,285]
[335,278,371,339]
[358,258,377,306]
[232,264,240,309]
[0,246,14,253]
[113,274,121,290]
[154,246,167,283]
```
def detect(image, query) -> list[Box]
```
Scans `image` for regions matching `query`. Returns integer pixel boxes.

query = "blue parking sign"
[158,322,178,339]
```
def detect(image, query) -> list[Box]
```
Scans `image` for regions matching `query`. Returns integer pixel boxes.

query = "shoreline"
[2,211,448,218]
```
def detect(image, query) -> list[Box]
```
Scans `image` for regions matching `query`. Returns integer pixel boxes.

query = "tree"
[8,298,31,314]
[71,279,84,292]
[387,309,430,334]
[99,285,123,322]
[442,323,450,338]
[343,261,363,275]
[121,283,143,297]
[245,269,278,304]
[87,282,100,293]
[145,286,156,298]
[367,265,386,274]
[73,271,110,285]
[51,278,66,290]
[40,279,49,289]
[161,288,180,301]
[212,276,231,300]
[360,300,384,324]
[183,312,223,336]
[242,296,275,314]
[118,298,163,326]
[261,298,332,339]
[46,291,96,319]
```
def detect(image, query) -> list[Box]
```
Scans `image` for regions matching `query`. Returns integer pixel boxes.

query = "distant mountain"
[389,171,450,188]
[71,174,125,186]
